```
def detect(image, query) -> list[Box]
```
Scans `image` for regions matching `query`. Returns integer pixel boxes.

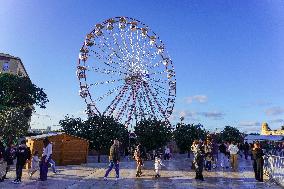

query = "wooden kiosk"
[26,133,89,166]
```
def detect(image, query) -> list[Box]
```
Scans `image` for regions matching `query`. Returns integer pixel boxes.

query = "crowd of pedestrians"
[189,137,274,182]
[0,136,57,184]
[1,135,282,184]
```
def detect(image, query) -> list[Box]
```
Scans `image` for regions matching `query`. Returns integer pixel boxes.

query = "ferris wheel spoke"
[125,85,139,125]
[103,84,129,115]
[90,49,122,71]
[116,88,133,121]
[95,37,126,71]
[91,67,127,76]
[120,27,133,67]
[141,83,156,116]
[111,32,130,66]
[101,33,128,68]
[89,78,124,86]
[144,83,166,118]
[94,84,124,102]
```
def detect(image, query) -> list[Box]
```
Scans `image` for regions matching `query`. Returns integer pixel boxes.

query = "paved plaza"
[0,154,281,189]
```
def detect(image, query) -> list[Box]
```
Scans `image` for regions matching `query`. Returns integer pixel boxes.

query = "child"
[205,153,212,171]
[29,151,40,178]
[154,156,165,178]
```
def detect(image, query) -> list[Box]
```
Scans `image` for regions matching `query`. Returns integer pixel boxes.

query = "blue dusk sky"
[0,0,284,133]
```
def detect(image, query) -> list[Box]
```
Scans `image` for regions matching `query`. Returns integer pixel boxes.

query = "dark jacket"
[15,145,30,165]
[109,144,120,162]
[244,143,250,151]
[219,144,227,154]
[0,142,5,158]
[252,148,264,160]
[4,147,15,165]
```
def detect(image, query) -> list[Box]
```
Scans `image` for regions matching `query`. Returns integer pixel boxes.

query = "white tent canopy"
[244,135,284,143]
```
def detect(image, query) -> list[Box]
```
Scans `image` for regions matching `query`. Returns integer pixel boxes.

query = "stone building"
[0,53,28,77]
[261,122,284,135]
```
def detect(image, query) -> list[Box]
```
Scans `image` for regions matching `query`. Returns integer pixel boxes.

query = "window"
[2,62,9,71]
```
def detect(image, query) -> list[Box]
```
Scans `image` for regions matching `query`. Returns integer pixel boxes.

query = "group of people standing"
[0,137,57,184]
[191,139,264,182]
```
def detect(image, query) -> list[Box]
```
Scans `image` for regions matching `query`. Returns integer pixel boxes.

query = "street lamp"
[180,116,184,125]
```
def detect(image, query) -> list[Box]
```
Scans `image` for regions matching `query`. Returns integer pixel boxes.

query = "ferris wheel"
[77,17,176,128]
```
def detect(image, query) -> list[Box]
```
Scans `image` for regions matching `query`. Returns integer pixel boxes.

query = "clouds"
[171,110,224,122]
[265,107,284,116]
[239,121,261,127]
[270,119,284,124]
[179,110,195,118]
[197,111,224,119]
[185,95,208,104]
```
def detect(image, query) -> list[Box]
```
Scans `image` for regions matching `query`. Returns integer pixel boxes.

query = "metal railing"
[264,155,284,187]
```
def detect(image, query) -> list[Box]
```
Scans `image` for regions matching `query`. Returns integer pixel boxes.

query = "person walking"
[39,137,52,181]
[4,143,15,179]
[252,142,264,182]
[104,139,120,181]
[0,147,7,182]
[194,144,205,181]
[228,141,239,171]
[154,155,165,178]
[219,142,228,169]
[212,140,219,169]
[244,142,250,160]
[0,139,7,181]
[134,144,143,177]
[203,140,212,171]
[191,140,199,169]
[164,146,170,160]
[13,140,31,184]
[29,151,40,178]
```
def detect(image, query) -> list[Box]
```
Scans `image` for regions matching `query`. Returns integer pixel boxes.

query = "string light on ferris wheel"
[76,17,176,129]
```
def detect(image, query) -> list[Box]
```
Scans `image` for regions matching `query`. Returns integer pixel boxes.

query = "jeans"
[40,156,50,181]
[49,159,57,173]
[205,161,211,170]
[16,164,24,181]
[220,153,228,168]
[104,161,119,178]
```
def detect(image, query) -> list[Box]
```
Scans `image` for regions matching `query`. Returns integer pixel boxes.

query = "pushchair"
[0,160,7,182]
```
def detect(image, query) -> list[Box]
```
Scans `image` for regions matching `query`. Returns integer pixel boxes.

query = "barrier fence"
[264,155,284,187]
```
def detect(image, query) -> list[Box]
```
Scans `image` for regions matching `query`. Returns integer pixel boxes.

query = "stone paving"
[0,154,282,189]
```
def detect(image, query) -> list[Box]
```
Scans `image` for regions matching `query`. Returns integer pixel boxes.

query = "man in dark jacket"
[12,140,31,184]
[244,142,250,160]
[104,140,120,181]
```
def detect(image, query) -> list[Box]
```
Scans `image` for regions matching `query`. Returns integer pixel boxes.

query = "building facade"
[261,122,284,135]
[0,53,28,77]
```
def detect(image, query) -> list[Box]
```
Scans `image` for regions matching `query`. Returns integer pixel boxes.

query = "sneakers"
[12,179,21,184]
[29,173,32,178]
[103,177,107,181]
[115,177,120,181]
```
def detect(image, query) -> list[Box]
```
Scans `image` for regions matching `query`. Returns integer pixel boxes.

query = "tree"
[59,115,85,136]
[0,107,30,144]
[220,126,244,143]
[134,118,172,152]
[0,73,48,143]
[85,115,129,162]
[0,73,48,109]
[60,115,129,162]
[173,123,207,153]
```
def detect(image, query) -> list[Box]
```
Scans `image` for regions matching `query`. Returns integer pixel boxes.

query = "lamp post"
[180,116,184,125]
